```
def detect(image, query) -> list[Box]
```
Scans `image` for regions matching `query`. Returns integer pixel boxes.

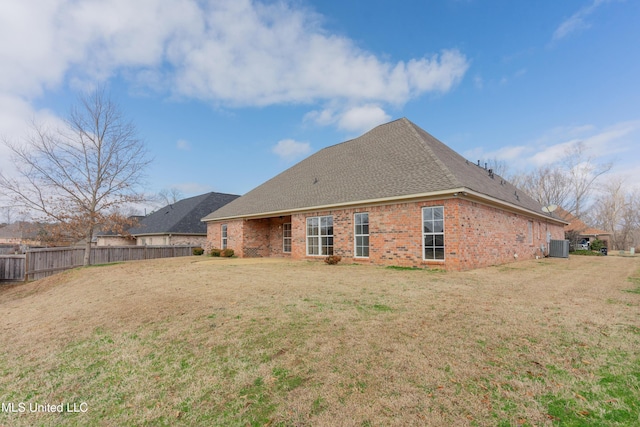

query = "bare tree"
[562,142,612,218]
[0,89,151,265]
[510,142,611,217]
[510,165,571,210]
[590,179,640,250]
[156,187,184,207]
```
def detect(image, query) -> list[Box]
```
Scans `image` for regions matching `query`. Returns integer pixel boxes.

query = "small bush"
[324,255,342,265]
[590,239,604,252]
[210,248,221,257]
[192,247,204,256]
[572,249,602,256]
[221,248,235,257]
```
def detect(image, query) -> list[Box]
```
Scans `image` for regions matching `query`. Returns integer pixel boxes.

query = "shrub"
[590,239,604,252]
[210,248,221,257]
[324,255,342,265]
[221,248,235,257]
[192,247,204,256]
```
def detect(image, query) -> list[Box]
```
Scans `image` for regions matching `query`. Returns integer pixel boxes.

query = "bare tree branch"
[0,88,151,265]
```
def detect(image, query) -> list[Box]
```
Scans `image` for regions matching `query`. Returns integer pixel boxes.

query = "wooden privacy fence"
[0,245,197,282]
[0,255,26,282]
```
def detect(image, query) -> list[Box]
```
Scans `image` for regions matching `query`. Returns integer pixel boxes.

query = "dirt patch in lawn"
[1,255,639,426]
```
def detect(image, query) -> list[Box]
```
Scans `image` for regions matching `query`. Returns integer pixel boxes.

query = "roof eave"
[203,187,569,225]
[461,189,569,224]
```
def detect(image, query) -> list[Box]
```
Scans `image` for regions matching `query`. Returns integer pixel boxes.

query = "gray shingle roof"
[132,192,238,235]
[202,118,548,221]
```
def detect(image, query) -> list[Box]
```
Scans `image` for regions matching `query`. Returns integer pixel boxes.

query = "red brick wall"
[205,198,565,270]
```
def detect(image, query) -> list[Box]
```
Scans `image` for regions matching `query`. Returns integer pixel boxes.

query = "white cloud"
[304,104,392,134]
[553,0,614,41]
[337,105,391,133]
[272,139,311,161]
[176,139,191,151]
[468,120,640,174]
[0,0,468,111]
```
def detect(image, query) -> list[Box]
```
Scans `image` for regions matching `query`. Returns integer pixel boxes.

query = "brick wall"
[205,198,565,270]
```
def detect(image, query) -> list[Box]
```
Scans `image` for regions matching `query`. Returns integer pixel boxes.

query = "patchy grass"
[1,256,639,426]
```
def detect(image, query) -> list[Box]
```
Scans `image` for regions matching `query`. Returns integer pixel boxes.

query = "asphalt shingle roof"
[203,118,550,221]
[132,192,238,235]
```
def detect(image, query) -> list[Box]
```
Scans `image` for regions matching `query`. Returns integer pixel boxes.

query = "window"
[528,221,533,245]
[283,223,292,253]
[423,207,444,260]
[307,216,333,256]
[354,212,369,258]
[221,224,228,249]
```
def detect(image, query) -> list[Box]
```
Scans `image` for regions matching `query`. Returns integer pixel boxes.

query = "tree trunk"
[83,226,93,266]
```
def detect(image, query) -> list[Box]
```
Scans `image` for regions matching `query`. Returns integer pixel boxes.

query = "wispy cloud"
[176,139,191,151]
[272,139,311,161]
[466,120,640,171]
[553,0,614,41]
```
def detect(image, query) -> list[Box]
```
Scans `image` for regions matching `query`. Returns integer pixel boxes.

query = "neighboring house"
[555,207,610,249]
[0,222,49,246]
[202,118,567,271]
[98,192,239,247]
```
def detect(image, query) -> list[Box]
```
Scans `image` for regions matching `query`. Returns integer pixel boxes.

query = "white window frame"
[528,221,533,245]
[283,223,292,253]
[306,216,333,256]
[422,206,445,261]
[221,224,228,249]
[354,212,369,258]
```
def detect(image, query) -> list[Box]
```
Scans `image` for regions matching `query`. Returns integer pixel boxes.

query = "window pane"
[361,246,369,257]
[424,235,434,247]
[425,248,434,259]
[424,208,433,221]
[433,220,444,233]
[424,222,433,233]
[355,224,362,235]
[433,207,443,220]
[434,235,444,246]
[362,224,369,234]
[308,237,318,255]
[434,248,445,260]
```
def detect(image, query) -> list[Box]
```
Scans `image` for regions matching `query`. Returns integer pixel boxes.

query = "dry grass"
[1,255,639,426]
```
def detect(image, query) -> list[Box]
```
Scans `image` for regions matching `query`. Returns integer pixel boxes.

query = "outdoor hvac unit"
[549,239,569,258]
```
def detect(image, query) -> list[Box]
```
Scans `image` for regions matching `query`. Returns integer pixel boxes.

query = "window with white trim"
[422,207,444,260]
[354,212,369,258]
[221,224,228,249]
[307,216,333,256]
[283,223,292,253]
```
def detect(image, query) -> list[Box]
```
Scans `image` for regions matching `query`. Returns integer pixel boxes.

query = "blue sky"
[0,0,638,212]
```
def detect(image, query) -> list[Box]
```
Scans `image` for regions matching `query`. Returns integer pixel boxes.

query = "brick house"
[555,206,610,249]
[202,118,566,270]
[98,192,239,247]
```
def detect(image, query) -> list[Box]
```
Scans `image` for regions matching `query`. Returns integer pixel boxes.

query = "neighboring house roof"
[203,118,559,222]
[132,192,239,235]
[555,207,610,236]
[0,221,42,240]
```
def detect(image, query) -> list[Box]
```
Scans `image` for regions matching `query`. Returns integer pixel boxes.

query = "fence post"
[25,250,29,282]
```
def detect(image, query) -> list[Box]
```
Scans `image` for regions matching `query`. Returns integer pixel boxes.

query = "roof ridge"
[403,118,462,188]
